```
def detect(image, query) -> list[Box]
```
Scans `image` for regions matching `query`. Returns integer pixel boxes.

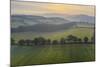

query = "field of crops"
[11,44,95,66]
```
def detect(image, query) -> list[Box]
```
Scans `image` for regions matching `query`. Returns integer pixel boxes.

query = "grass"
[11,44,95,66]
[11,27,94,42]
[44,27,94,40]
[11,27,95,66]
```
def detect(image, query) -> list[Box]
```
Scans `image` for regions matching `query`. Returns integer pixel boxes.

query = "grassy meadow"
[11,44,95,66]
[11,27,94,42]
[11,27,95,66]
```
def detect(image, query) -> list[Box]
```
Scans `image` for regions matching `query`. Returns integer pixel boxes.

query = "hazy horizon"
[11,1,95,16]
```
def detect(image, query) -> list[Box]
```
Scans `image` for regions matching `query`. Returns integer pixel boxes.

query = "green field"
[12,27,94,42]
[11,44,95,66]
[11,27,95,66]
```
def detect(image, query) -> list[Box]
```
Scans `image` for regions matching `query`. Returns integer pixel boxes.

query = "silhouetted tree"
[46,39,51,45]
[52,40,58,45]
[60,38,66,44]
[25,39,32,46]
[38,37,46,45]
[18,39,25,46]
[84,37,88,43]
[33,37,46,45]
[34,38,39,45]
[66,35,73,43]
[16,35,91,46]
[66,35,78,43]
[77,38,82,43]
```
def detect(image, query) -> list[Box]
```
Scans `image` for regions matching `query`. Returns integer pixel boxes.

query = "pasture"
[11,27,94,42]
[11,44,95,66]
[11,27,95,66]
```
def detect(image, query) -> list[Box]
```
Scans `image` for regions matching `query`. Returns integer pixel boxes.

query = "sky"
[11,1,95,16]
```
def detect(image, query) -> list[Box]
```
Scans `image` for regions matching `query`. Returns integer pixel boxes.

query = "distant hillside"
[11,15,46,28]
[11,14,95,28]
[66,15,95,23]
[11,15,70,28]
[11,22,94,33]
[43,14,95,23]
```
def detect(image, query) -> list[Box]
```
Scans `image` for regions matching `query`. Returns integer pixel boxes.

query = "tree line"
[11,35,95,46]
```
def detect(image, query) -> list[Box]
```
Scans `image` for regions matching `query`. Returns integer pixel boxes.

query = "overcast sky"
[11,1,95,16]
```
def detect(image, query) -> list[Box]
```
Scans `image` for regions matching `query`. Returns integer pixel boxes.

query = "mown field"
[11,27,94,42]
[11,44,95,66]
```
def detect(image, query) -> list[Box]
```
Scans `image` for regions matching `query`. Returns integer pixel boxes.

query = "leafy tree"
[33,37,46,45]
[38,37,46,45]
[66,35,78,43]
[46,39,51,45]
[60,38,66,44]
[77,38,82,43]
[18,39,25,46]
[34,38,39,45]
[84,37,89,43]
[52,40,58,45]
[25,39,32,46]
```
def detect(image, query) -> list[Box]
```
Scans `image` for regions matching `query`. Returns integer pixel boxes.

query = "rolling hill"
[66,15,95,23]
[11,27,94,42]
[11,22,94,33]
[11,14,95,28]
[11,15,70,28]
[11,14,95,41]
